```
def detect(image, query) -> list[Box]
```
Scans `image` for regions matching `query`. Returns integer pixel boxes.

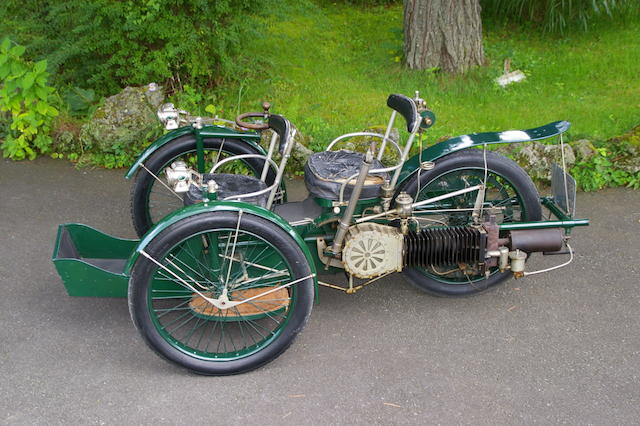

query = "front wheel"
[398,149,542,297]
[128,211,314,375]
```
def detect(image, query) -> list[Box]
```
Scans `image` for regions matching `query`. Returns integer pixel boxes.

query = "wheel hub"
[189,288,290,321]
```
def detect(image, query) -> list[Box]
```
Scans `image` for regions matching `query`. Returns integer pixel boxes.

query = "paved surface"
[1,157,639,425]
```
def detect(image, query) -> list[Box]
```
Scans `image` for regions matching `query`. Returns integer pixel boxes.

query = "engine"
[341,222,564,279]
[404,226,486,268]
[342,224,404,279]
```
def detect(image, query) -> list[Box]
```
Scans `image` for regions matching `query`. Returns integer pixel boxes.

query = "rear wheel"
[130,136,279,237]
[399,149,542,297]
[128,211,314,375]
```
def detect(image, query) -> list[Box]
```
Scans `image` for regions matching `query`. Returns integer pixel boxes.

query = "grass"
[211,1,639,150]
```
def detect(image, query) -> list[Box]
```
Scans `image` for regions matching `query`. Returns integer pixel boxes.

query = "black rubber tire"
[399,149,542,297]
[130,136,277,237]
[128,211,314,375]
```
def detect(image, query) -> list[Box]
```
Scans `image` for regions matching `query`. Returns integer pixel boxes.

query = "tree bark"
[404,0,485,73]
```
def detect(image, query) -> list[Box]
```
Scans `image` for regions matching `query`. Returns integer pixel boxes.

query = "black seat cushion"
[184,173,269,207]
[304,150,389,201]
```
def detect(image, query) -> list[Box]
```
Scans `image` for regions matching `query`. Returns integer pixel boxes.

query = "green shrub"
[571,128,640,191]
[0,0,263,95]
[0,38,59,160]
[63,87,99,118]
[50,112,84,160]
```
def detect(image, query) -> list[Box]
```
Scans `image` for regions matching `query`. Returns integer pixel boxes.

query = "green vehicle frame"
[53,92,588,375]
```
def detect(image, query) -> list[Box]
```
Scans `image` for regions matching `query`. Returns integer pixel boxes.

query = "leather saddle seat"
[304,150,389,200]
[184,173,269,208]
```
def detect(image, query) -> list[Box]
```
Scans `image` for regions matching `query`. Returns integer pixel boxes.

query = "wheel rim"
[145,148,259,226]
[146,226,297,360]
[411,167,528,285]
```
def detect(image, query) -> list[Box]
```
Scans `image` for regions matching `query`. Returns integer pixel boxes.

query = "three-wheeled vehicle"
[53,92,588,375]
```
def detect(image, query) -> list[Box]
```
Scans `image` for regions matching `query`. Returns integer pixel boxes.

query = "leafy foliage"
[573,148,627,191]
[572,128,640,191]
[481,0,639,33]
[64,87,98,117]
[0,38,59,160]
[0,0,263,95]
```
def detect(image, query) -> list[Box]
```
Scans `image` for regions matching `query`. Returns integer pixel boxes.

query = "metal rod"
[330,146,375,253]
[266,128,296,209]
[140,163,184,200]
[471,184,486,224]
[499,219,589,230]
[356,184,483,223]
[412,184,483,208]
[377,111,397,161]
[389,130,418,189]
[413,206,505,214]
[260,132,278,182]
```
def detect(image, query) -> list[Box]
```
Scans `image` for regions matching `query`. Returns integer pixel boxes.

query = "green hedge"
[0,0,263,95]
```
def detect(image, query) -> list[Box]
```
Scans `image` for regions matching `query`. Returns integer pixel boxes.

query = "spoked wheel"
[128,211,314,375]
[398,149,542,297]
[130,136,279,237]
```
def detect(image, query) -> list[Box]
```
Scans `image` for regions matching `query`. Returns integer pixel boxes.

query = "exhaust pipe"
[508,228,564,253]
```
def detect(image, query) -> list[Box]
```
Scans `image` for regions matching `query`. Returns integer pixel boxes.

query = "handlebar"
[235,112,269,130]
[234,101,272,130]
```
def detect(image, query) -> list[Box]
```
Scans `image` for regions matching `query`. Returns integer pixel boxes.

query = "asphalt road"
[1,157,639,425]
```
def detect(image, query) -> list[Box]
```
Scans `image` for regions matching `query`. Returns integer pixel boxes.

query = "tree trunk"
[404,0,485,73]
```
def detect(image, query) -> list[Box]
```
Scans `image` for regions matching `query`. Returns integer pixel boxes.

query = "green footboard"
[52,224,138,297]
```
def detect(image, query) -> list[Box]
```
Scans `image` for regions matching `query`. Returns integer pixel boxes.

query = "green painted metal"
[419,110,436,129]
[397,121,571,188]
[195,128,205,173]
[497,197,589,230]
[542,197,571,221]
[125,125,262,179]
[499,218,589,231]
[52,224,138,297]
[124,201,319,296]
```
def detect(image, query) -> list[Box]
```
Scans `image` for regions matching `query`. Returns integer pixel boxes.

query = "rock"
[608,124,640,147]
[145,82,165,108]
[289,126,314,172]
[496,70,526,87]
[80,84,164,163]
[513,142,575,182]
[571,139,595,162]
[618,159,640,174]
[493,144,517,157]
[617,145,640,174]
